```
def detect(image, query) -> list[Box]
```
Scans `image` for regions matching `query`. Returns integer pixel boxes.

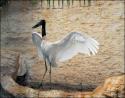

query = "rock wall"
[1,0,124,87]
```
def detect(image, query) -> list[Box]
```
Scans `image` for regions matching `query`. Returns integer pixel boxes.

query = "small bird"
[32,19,99,87]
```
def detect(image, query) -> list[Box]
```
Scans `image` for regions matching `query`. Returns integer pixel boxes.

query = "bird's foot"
[80,82,83,91]
[49,86,52,90]
[39,82,43,89]
[49,82,52,90]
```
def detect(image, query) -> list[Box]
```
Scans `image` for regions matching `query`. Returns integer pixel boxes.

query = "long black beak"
[32,20,43,28]
[32,20,46,37]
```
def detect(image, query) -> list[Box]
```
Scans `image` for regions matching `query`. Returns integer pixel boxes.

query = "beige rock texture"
[1,50,19,80]
[92,75,125,98]
[1,69,125,97]
[0,0,124,97]
[1,0,124,85]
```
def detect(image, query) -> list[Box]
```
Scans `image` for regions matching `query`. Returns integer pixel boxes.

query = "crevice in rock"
[15,73,28,86]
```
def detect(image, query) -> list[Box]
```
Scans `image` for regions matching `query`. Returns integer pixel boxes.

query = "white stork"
[32,20,99,86]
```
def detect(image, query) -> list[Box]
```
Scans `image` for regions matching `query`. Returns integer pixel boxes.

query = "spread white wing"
[32,32,99,64]
[55,32,99,62]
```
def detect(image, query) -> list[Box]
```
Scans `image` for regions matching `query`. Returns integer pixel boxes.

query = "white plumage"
[32,19,99,87]
[32,32,99,67]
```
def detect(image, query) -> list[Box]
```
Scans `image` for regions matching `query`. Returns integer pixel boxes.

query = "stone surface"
[1,74,125,98]
[1,76,39,98]
[0,50,124,98]
[1,50,19,79]
[92,75,125,98]
[0,0,124,97]
[1,0,124,86]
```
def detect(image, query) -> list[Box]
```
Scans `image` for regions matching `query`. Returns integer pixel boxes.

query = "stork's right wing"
[32,32,42,46]
[55,32,99,62]
[32,32,44,59]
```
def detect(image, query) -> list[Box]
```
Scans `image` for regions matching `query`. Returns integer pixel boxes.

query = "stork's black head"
[32,20,46,37]
[32,20,46,28]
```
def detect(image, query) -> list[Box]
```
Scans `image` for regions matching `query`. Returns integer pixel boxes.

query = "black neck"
[42,22,46,37]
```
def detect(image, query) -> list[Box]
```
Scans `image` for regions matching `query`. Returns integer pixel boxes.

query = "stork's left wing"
[55,32,99,62]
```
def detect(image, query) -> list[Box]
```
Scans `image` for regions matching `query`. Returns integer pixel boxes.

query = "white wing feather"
[32,32,99,65]
[32,32,44,59]
[55,32,99,62]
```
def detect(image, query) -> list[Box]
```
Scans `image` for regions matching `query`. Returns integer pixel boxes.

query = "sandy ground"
[1,0,124,91]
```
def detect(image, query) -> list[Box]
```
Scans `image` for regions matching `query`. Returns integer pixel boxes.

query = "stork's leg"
[49,63,52,89]
[39,60,48,88]
[42,60,47,80]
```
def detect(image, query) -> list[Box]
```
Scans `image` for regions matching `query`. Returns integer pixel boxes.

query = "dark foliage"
[0,0,8,7]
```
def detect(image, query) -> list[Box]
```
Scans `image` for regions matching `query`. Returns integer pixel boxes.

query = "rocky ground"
[0,0,124,97]
[1,49,124,97]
